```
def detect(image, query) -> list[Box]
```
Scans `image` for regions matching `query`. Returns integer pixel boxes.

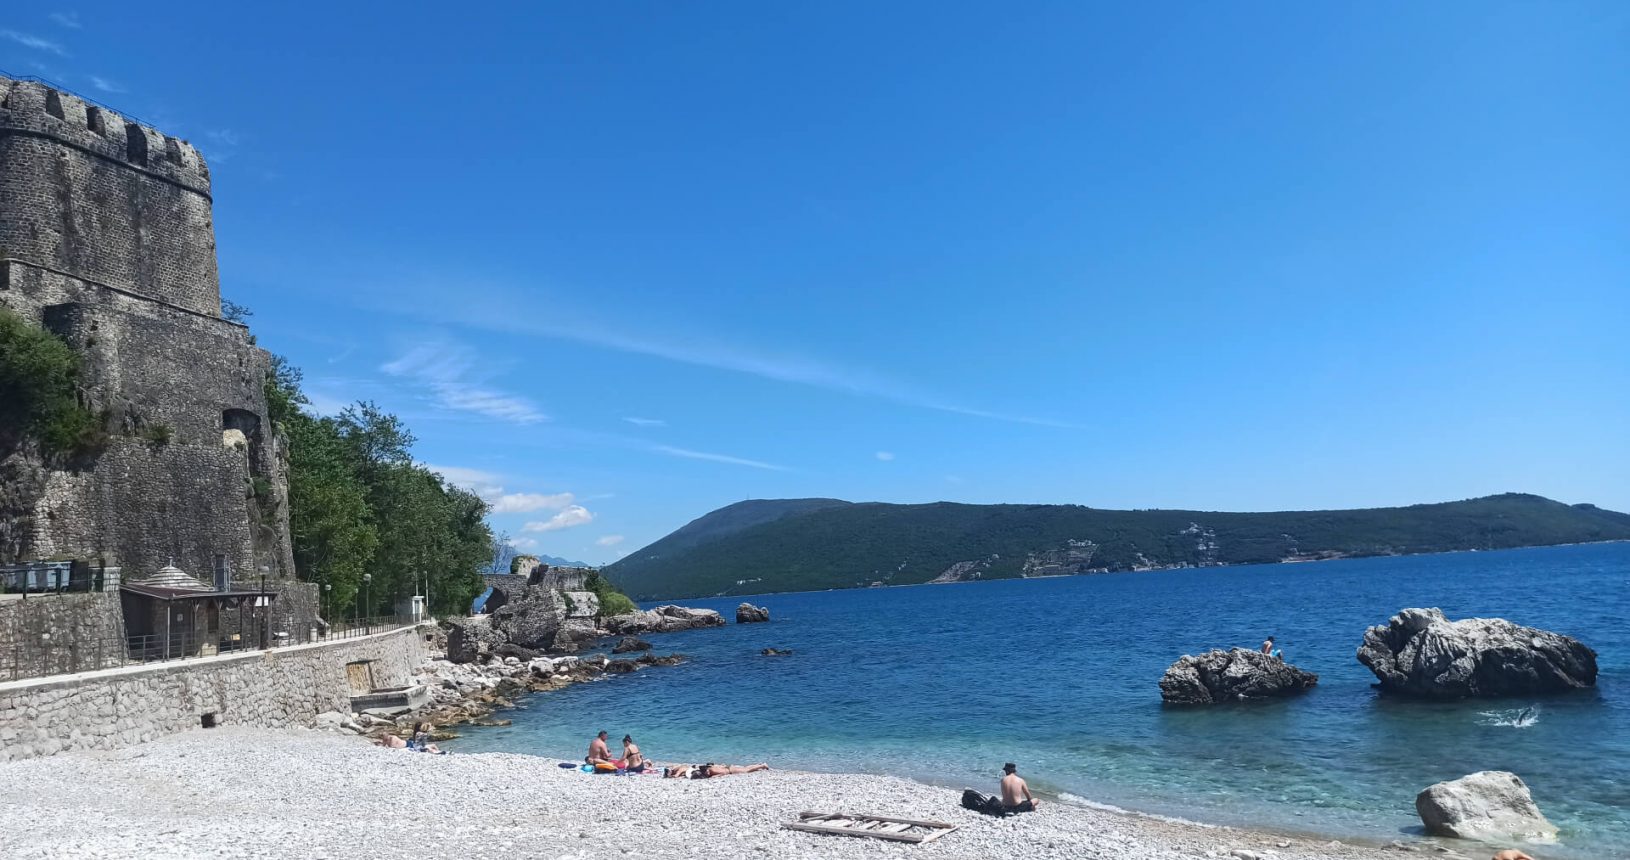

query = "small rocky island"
[1160,649,1319,705]
[1357,608,1597,698]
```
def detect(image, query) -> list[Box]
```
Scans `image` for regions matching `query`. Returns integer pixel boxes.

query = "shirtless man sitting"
[1492,851,1534,860]
[1000,763,1040,812]
[586,730,614,766]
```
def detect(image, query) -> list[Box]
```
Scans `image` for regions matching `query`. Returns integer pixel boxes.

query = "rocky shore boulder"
[488,587,568,651]
[1357,608,1597,698]
[602,604,726,635]
[736,602,770,623]
[444,617,504,664]
[1415,771,1558,842]
[1159,648,1319,705]
[611,636,652,654]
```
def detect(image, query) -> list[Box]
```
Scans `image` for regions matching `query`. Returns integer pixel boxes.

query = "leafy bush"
[0,308,106,456]
[583,571,638,617]
[139,422,173,446]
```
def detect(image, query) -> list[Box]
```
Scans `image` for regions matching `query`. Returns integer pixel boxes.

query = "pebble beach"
[0,727,1462,860]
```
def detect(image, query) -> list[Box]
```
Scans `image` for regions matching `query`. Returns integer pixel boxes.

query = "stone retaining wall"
[0,622,433,762]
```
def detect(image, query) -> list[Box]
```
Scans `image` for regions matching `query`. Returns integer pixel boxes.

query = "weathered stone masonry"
[0,76,294,584]
[0,623,433,762]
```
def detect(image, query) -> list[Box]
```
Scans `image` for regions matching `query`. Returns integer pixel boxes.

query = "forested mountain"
[604,494,1630,600]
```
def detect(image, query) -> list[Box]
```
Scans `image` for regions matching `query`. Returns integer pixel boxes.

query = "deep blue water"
[450,542,1630,858]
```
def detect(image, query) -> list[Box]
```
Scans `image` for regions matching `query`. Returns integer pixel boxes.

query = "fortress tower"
[0,75,294,585]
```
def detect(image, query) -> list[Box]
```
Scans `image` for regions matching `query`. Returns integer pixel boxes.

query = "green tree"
[0,308,105,455]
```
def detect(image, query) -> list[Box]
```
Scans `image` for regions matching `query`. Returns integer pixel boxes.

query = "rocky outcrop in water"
[1415,771,1558,842]
[602,604,725,635]
[611,636,652,654]
[1159,648,1318,705]
[736,602,769,623]
[1357,608,1597,698]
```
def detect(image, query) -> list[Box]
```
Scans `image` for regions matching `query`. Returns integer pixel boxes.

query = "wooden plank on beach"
[783,811,958,845]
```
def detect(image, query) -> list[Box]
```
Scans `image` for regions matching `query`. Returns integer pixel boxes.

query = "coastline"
[0,727,1466,860]
[641,539,1630,602]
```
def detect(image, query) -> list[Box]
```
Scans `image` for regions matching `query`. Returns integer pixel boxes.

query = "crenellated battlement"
[0,76,210,194]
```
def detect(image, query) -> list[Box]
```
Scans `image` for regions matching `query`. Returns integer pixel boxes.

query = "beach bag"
[961,789,1007,817]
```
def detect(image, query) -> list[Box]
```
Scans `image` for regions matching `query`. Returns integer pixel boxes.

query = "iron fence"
[1,614,416,683]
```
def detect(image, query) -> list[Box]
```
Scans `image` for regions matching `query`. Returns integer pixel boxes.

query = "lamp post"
[322,582,331,630]
[362,573,372,633]
[258,564,270,649]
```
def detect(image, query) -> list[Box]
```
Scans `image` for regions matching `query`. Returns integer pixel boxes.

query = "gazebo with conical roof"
[120,561,279,659]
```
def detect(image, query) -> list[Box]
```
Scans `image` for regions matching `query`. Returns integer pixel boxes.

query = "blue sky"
[5,3,1627,564]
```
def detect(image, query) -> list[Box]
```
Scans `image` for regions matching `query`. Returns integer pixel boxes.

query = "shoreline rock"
[1159,648,1318,705]
[611,636,653,653]
[603,604,726,635]
[736,602,770,623]
[1357,608,1597,698]
[1415,771,1558,842]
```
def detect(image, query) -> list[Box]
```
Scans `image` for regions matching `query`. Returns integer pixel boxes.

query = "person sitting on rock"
[1261,636,1276,656]
[587,730,614,765]
[621,735,651,772]
[662,762,770,779]
[1000,763,1040,812]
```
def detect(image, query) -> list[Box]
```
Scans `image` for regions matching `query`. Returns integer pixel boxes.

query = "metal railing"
[1,614,417,683]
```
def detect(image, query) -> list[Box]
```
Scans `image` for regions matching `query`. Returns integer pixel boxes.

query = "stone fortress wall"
[0,622,433,762]
[0,75,293,584]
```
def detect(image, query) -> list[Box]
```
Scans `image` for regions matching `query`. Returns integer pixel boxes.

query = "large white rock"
[1415,771,1558,842]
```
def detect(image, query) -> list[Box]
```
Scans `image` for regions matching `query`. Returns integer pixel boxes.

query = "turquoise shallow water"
[449,542,1630,858]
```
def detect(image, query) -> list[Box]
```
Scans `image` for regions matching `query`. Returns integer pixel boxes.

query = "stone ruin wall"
[0,622,433,762]
[0,76,293,584]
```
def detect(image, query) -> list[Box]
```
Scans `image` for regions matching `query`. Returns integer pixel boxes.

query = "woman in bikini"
[622,735,649,772]
[663,762,770,779]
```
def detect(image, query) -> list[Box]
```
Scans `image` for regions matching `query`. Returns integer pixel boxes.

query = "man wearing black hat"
[1000,762,1039,812]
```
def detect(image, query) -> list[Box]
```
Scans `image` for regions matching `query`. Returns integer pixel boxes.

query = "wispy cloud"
[302,389,351,418]
[405,290,1080,429]
[425,464,576,516]
[490,492,576,514]
[88,76,124,94]
[653,445,788,472]
[623,416,667,427]
[382,341,546,425]
[424,464,506,499]
[49,12,81,29]
[523,505,595,533]
[875,451,896,462]
[507,536,539,550]
[595,535,625,547]
[206,128,241,147]
[1,29,68,55]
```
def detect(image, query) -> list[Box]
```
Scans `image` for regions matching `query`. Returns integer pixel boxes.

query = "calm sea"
[449,542,1630,858]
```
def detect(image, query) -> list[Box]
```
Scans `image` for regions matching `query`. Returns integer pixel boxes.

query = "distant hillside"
[603,494,1630,600]
[537,554,592,569]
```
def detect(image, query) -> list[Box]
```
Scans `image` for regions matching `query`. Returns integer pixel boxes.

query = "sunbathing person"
[587,730,614,765]
[622,735,650,772]
[376,734,408,749]
[662,762,770,779]
[409,722,446,754]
